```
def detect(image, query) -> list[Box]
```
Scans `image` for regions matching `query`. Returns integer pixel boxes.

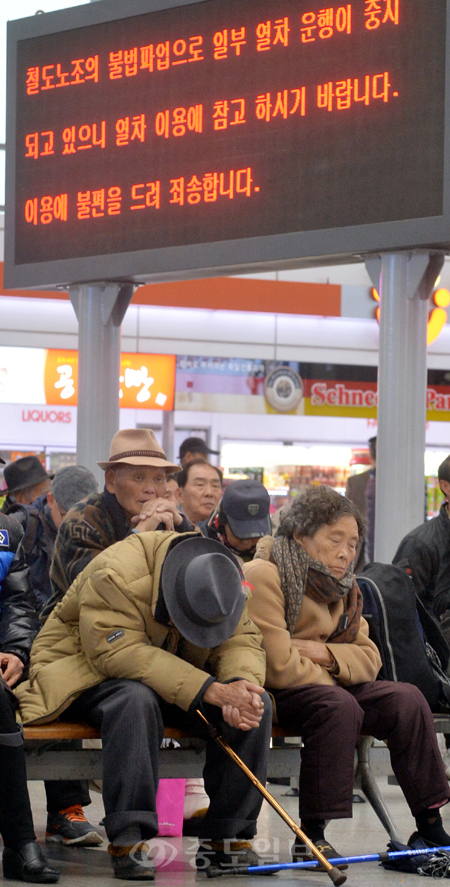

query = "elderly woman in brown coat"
[245,485,450,867]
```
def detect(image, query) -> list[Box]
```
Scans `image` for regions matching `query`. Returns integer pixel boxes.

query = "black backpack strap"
[415,595,450,670]
[5,503,41,557]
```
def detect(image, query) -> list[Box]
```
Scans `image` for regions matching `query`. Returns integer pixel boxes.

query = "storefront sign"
[22,409,72,423]
[0,403,77,449]
[4,348,450,422]
[175,356,450,422]
[0,347,176,410]
[306,380,377,416]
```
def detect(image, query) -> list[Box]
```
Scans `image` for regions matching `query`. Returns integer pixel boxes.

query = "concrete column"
[162,410,175,463]
[69,282,134,487]
[365,252,444,563]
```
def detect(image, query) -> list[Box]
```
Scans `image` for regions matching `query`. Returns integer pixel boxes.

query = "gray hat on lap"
[160,536,246,648]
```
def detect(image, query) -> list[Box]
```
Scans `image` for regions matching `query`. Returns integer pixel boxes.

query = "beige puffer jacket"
[16,530,266,724]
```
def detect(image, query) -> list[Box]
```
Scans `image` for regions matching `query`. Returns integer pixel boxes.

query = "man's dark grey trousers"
[67,678,272,843]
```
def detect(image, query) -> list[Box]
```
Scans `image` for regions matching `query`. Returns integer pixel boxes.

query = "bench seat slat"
[23,714,450,743]
[23,722,210,742]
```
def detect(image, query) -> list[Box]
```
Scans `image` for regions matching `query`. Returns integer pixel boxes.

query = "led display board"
[5,0,450,288]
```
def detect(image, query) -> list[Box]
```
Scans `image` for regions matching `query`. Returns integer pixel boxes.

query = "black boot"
[410,808,450,848]
[2,842,60,883]
[108,843,155,881]
[0,686,59,882]
[0,730,36,849]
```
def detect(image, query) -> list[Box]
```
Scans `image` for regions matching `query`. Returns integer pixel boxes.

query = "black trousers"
[45,774,90,814]
[272,680,450,821]
[67,678,272,844]
[0,682,35,848]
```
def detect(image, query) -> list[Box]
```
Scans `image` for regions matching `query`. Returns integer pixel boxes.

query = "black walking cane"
[196,710,347,886]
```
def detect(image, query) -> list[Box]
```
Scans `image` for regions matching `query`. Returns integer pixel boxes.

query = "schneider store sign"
[309,382,450,418]
[175,357,450,421]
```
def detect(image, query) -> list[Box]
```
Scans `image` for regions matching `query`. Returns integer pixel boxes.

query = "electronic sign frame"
[5,0,450,289]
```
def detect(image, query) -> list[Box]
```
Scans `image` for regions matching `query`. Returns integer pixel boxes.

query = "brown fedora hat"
[97,428,181,473]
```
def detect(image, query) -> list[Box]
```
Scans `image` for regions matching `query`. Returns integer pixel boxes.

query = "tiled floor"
[5,777,449,886]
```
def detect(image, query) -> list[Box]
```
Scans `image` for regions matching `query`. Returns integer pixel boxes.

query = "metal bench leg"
[355,736,402,842]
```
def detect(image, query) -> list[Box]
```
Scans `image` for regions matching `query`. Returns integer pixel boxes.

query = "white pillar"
[162,410,175,463]
[69,282,134,487]
[365,252,444,563]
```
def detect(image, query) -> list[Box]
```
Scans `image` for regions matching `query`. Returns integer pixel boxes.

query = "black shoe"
[110,849,155,881]
[196,841,272,875]
[408,830,450,849]
[2,842,60,883]
[292,837,348,871]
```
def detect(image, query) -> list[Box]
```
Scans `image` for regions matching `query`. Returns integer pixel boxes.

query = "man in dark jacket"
[45,428,190,619]
[393,454,450,636]
[7,465,98,609]
[0,514,39,684]
[175,460,223,527]
[178,436,220,467]
[345,436,376,569]
[1,455,53,512]
[198,480,272,564]
[7,465,102,847]
[0,507,59,884]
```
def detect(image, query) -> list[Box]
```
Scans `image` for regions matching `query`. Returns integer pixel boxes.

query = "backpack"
[357,561,450,713]
[5,498,55,606]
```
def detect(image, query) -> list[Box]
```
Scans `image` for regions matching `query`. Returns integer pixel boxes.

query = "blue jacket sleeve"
[0,551,15,585]
[0,516,40,667]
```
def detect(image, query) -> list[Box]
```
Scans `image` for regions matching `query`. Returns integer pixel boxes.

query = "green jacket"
[16,530,266,725]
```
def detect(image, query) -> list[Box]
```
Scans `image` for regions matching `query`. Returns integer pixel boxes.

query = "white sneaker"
[441,749,450,779]
[183,778,209,820]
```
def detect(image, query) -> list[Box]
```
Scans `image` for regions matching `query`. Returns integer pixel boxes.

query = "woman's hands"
[290,638,335,668]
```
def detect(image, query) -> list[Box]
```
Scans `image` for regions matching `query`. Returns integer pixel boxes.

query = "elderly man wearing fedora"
[35,430,195,847]
[16,531,272,881]
[43,429,191,621]
[1,456,53,512]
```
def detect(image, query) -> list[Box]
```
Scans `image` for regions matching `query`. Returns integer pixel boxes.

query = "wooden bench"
[22,719,415,843]
[23,723,302,781]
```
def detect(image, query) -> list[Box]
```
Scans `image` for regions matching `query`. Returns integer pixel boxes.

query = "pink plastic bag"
[156,778,186,836]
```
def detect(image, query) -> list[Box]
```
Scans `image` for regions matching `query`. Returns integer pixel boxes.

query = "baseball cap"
[179,437,220,461]
[221,480,271,539]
